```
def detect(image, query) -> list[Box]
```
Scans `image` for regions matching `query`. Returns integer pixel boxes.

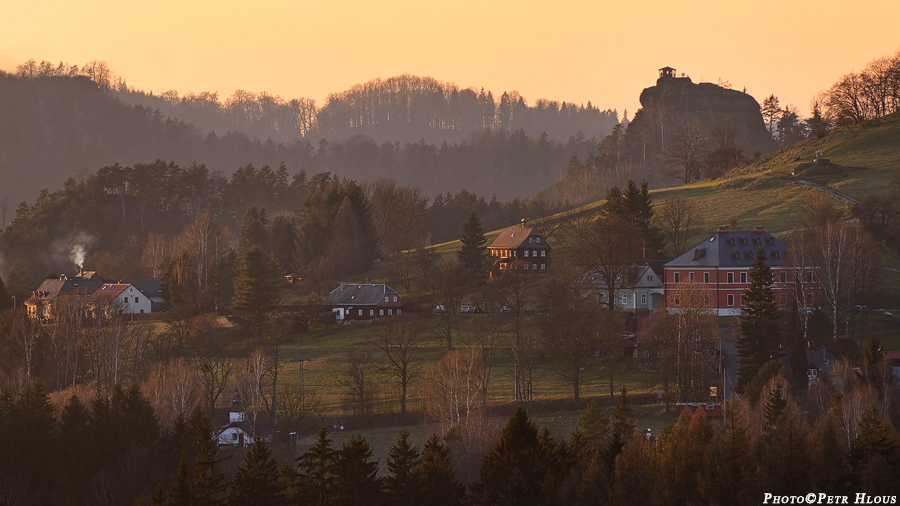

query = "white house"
[85,283,153,315]
[581,261,667,312]
[213,396,255,448]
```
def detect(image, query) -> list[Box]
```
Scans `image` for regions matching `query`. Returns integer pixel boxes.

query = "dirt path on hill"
[791,178,863,207]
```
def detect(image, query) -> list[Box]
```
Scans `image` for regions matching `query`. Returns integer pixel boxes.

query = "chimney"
[753,225,765,232]
[521,218,527,228]
[716,225,729,232]
[340,281,347,291]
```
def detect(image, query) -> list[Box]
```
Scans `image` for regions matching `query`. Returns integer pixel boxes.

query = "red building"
[663,226,817,316]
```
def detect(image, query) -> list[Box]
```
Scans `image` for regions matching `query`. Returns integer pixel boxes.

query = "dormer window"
[740,237,748,245]
[726,237,735,246]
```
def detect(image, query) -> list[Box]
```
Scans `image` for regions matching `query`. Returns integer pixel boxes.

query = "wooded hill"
[0,69,616,204]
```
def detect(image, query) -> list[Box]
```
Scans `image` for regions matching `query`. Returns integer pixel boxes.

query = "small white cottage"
[213,395,255,448]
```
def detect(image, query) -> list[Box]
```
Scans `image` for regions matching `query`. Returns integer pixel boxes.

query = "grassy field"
[254,113,900,453]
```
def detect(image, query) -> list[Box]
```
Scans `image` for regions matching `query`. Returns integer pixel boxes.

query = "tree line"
[2,378,897,506]
[1,66,615,205]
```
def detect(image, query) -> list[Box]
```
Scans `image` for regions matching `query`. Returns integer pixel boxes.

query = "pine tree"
[56,395,96,505]
[231,245,282,336]
[476,408,547,506]
[239,206,269,254]
[0,274,11,310]
[737,248,782,393]
[417,434,465,506]
[296,427,337,506]
[383,428,421,506]
[167,456,194,506]
[227,435,284,506]
[605,388,635,473]
[457,212,487,280]
[574,400,609,455]
[191,415,227,506]
[331,434,381,506]
[11,382,57,503]
[849,404,900,484]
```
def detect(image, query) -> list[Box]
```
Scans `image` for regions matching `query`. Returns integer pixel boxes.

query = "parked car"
[434,305,446,313]
[473,306,485,314]
[459,305,472,314]
[870,308,893,317]
[500,305,511,313]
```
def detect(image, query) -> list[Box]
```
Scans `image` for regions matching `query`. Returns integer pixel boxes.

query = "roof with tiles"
[323,283,403,306]
[664,226,789,268]
[488,225,550,250]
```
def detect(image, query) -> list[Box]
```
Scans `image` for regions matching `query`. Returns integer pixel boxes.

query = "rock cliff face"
[625,72,773,174]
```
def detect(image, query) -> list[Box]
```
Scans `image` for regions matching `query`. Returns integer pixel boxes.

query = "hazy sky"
[2,0,898,118]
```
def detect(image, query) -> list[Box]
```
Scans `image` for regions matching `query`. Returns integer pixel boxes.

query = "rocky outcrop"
[625,71,773,175]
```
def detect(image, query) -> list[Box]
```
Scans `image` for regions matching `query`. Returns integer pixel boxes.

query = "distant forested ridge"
[116,74,618,145]
[1,63,615,204]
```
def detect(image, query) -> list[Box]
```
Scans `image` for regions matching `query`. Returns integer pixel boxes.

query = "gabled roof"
[86,283,132,305]
[488,226,550,250]
[665,229,789,268]
[124,280,164,302]
[26,278,106,305]
[323,283,402,306]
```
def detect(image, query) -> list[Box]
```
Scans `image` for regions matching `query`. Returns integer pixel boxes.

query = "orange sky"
[2,0,898,120]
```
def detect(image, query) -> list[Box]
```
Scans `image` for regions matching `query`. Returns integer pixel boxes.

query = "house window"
[385,296,389,302]
[640,294,647,305]
[703,294,711,305]
[358,310,363,316]
[524,250,529,257]
[806,272,813,283]
[540,264,545,270]
[780,271,787,283]
[393,296,397,302]
[740,272,747,283]
[674,272,680,283]
[704,272,709,283]
[379,309,384,316]
[621,294,628,304]
[727,294,735,306]
[370,310,374,316]
[140,309,144,314]
[647,275,653,281]
[532,264,537,270]
[643,351,650,359]
[673,295,680,306]
[232,433,238,441]
[689,272,695,282]
[388,309,393,315]
[541,250,545,257]
[532,250,537,257]
[523,264,529,270]
[727,272,734,283]
[780,294,787,306]
[740,294,745,306]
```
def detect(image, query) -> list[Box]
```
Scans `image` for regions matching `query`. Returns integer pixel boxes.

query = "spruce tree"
[331,434,381,506]
[457,212,487,279]
[383,428,421,506]
[476,408,547,506]
[167,456,194,506]
[418,434,464,506]
[574,400,609,454]
[605,388,635,472]
[191,415,227,506]
[0,274,10,310]
[231,245,282,336]
[227,435,284,506]
[296,427,337,506]
[239,206,269,254]
[737,247,782,393]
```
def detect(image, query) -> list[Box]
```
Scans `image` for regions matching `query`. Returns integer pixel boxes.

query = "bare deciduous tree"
[656,197,701,258]
[425,348,485,429]
[662,118,707,184]
[337,349,378,422]
[369,317,423,424]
